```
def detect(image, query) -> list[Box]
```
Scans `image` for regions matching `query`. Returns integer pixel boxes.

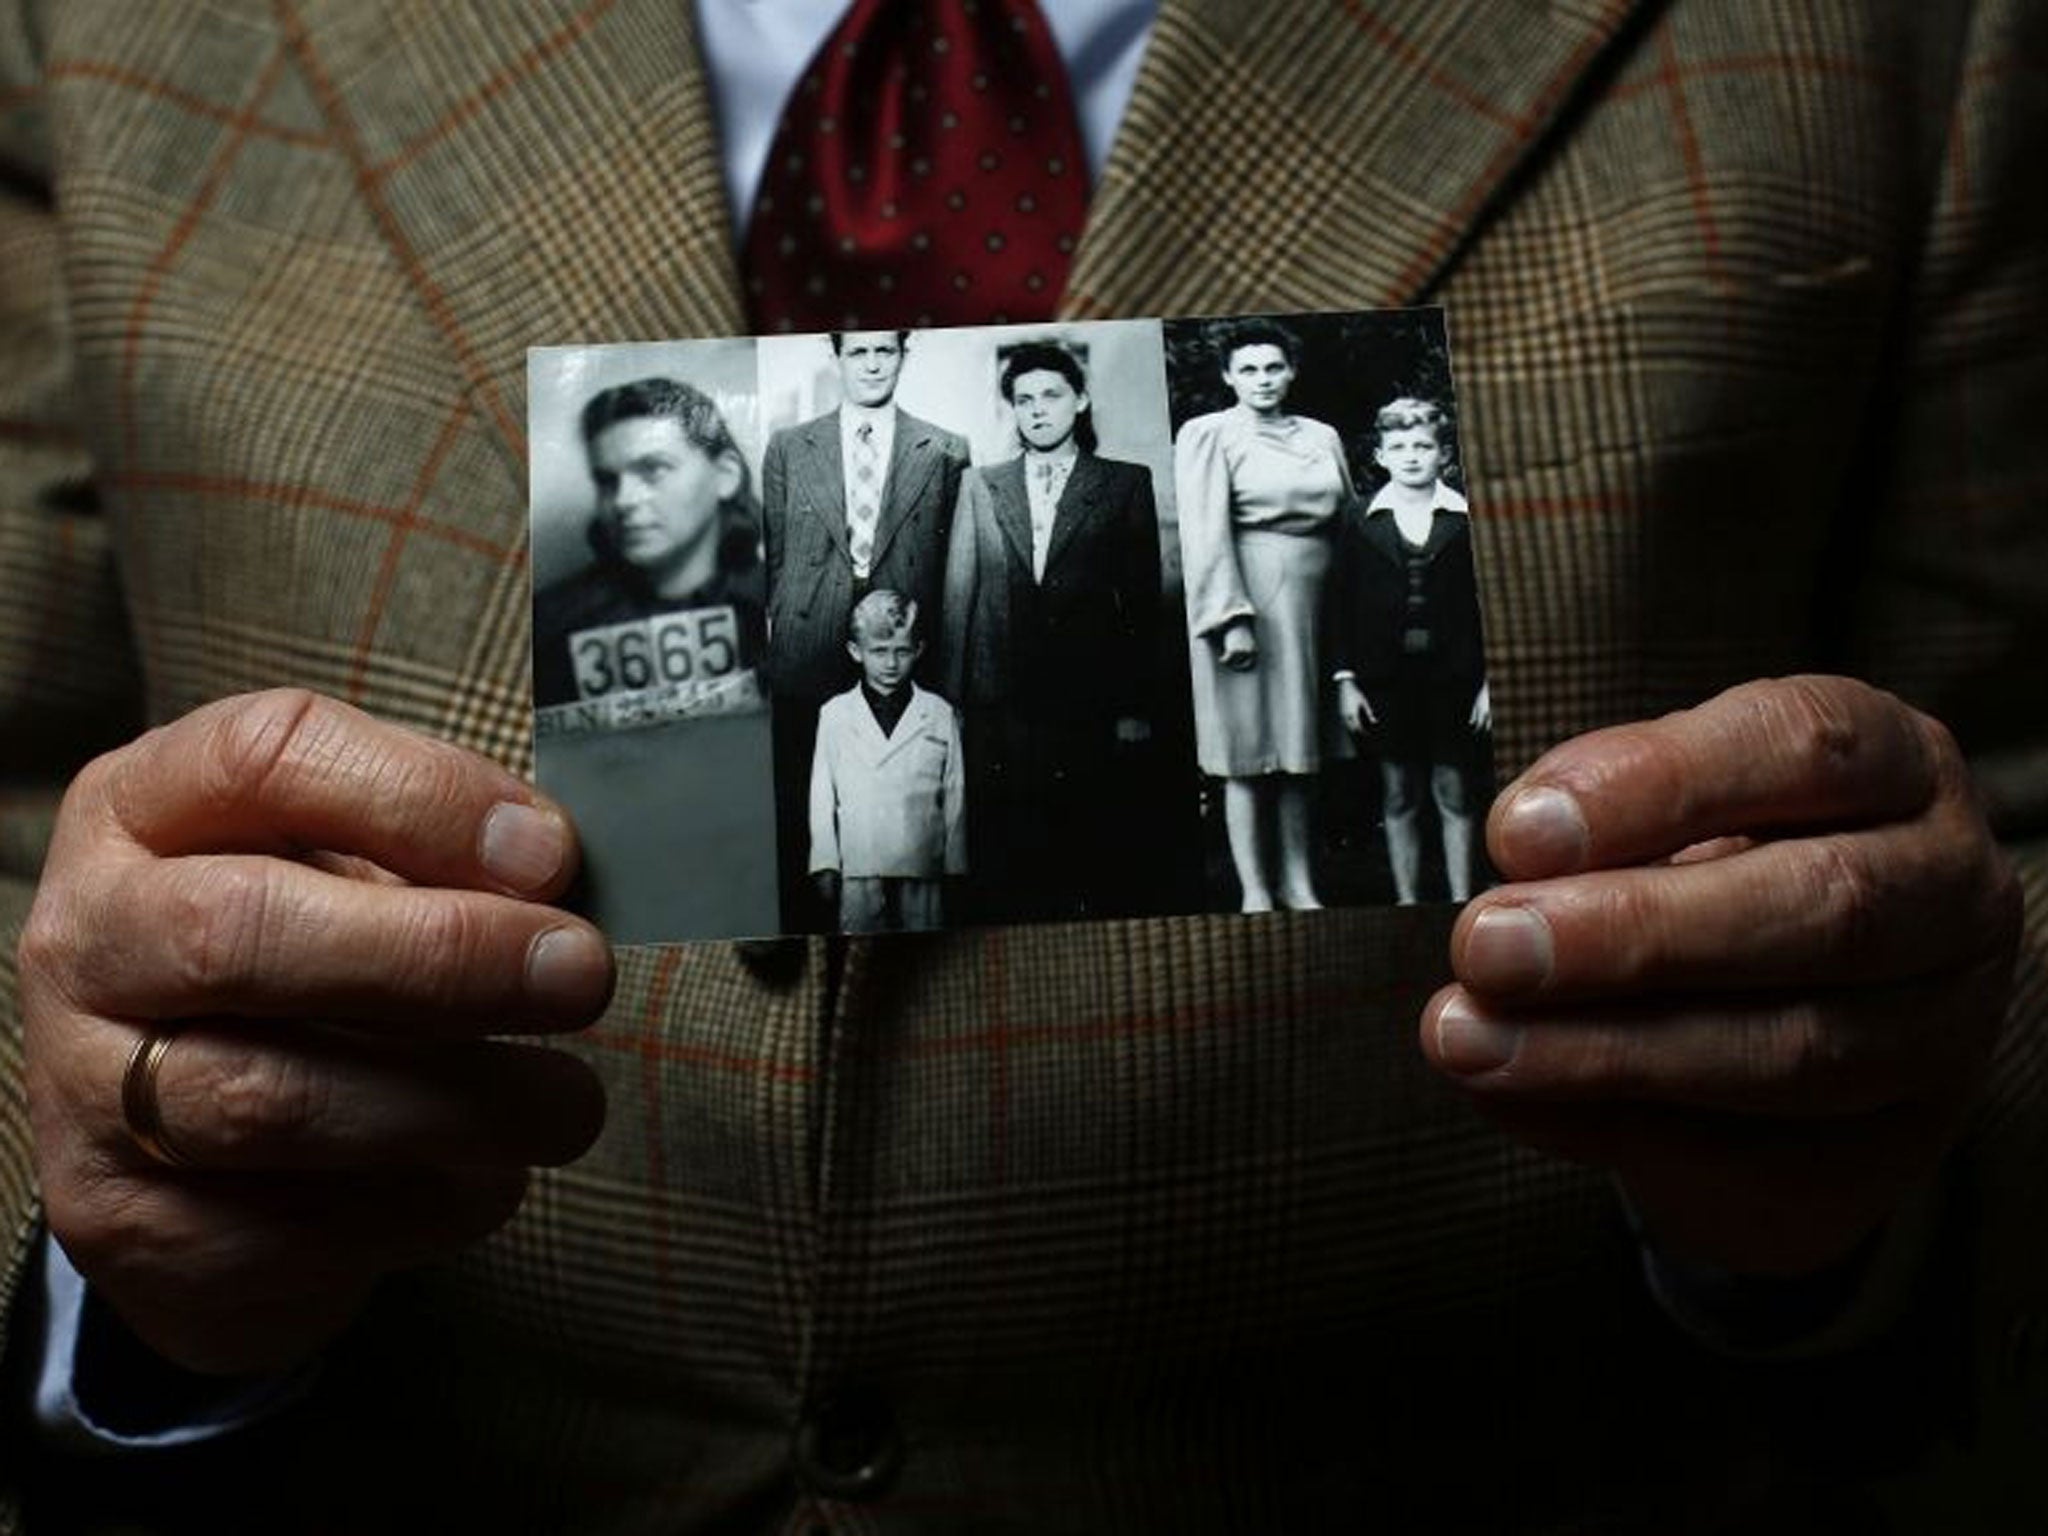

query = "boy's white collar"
[1366,479,1469,514]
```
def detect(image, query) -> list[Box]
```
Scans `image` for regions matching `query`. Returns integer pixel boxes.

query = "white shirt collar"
[1367,479,1470,514]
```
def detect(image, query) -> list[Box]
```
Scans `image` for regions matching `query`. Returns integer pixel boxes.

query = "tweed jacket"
[761,407,971,704]
[1,2,2045,1532]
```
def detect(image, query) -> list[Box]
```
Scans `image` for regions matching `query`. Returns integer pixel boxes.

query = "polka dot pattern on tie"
[743,0,1092,333]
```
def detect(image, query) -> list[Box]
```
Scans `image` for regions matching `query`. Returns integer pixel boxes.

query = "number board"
[537,605,764,738]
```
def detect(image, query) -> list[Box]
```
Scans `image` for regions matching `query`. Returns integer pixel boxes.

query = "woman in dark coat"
[941,341,1161,922]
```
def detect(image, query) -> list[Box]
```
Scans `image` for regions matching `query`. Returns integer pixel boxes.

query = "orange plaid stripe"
[115,43,294,467]
[274,0,528,457]
[42,58,327,148]
[370,0,622,181]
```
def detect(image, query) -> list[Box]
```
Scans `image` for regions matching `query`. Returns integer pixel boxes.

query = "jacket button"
[733,938,806,986]
[793,1389,903,1501]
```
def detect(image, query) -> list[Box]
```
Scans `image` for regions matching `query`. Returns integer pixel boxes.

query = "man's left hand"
[1422,675,2021,1276]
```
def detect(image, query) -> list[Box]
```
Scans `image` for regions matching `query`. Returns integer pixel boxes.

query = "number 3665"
[570,607,741,700]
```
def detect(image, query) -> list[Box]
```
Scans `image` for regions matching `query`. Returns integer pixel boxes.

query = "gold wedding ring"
[120,1025,194,1169]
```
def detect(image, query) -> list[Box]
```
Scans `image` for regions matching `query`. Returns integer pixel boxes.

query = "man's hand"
[18,690,614,1375]
[1421,676,2020,1276]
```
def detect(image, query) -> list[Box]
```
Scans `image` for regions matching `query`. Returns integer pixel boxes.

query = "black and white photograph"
[751,319,1195,933]
[1164,308,1498,912]
[751,326,973,933]
[532,310,1496,943]
[529,339,778,944]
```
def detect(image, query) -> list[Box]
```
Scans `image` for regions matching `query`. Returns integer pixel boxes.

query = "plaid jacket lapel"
[1065,0,1653,317]
[278,0,748,461]
[279,0,1652,390]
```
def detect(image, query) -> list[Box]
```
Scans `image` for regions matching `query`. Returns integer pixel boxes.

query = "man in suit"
[760,330,969,928]
[940,340,1166,921]
[1,3,2042,1530]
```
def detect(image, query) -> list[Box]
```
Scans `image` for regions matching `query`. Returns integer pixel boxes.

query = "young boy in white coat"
[808,590,967,933]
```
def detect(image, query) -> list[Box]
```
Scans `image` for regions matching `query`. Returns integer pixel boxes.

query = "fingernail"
[481,802,567,892]
[1500,786,1588,874]
[1435,994,1521,1075]
[526,926,612,1014]
[1463,905,1554,994]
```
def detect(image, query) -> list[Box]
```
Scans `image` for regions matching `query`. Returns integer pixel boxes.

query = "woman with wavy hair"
[533,376,766,709]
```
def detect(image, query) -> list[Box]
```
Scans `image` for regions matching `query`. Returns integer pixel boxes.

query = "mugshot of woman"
[1174,320,1353,911]
[533,376,767,710]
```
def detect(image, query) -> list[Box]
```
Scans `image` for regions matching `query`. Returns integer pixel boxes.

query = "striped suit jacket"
[2,2,2044,1531]
[762,407,970,705]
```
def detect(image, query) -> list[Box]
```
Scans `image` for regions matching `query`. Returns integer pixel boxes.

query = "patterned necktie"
[744,0,1093,332]
[849,419,881,576]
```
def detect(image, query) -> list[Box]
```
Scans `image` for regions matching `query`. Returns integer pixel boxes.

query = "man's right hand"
[17,690,613,1377]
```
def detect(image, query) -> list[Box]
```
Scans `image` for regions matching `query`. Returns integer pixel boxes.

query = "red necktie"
[743,0,1092,332]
